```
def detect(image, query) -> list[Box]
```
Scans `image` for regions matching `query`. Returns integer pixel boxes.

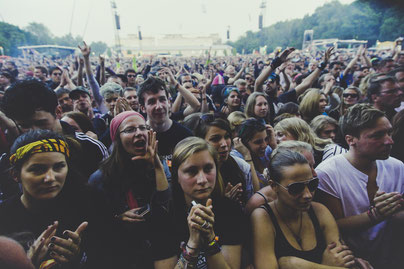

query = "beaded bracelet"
[205,236,221,257]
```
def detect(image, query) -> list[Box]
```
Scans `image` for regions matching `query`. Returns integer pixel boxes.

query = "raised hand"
[28,221,58,267]
[48,221,88,265]
[224,182,243,203]
[324,47,335,63]
[278,47,295,62]
[113,97,132,117]
[131,130,158,165]
[78,41,91,58]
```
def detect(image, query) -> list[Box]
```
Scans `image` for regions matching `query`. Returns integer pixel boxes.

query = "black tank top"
[261,203,326,264]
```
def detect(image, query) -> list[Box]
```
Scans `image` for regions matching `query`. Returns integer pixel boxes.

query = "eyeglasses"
[127,75,136,78]
[343,93,359,98]
[52,73,62,76]
[274,177,319,196]
[120,125,150,134]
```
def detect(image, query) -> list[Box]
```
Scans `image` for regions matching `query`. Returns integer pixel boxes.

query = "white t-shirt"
[316,154,404,241]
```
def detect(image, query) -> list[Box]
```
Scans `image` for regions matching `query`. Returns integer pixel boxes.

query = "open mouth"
[134,140,146,148]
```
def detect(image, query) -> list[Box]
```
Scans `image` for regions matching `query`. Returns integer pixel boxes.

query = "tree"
[91,41,108,55]
[24,22,54,45]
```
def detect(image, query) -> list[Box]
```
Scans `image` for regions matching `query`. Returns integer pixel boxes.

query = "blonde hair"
[274,117,332,151]
[227,111,247,132]
[172,137,224,196]
[299,88,324,123]
[310,115,338,138]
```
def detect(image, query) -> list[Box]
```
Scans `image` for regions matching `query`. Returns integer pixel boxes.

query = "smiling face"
[177,150,216,205]
[141,89,170,125]
[343,89,359,106]
[247,130,268,157]
[254,96,268,119]
[205,126,231,163]
[119,115,148,156]
[227,91,241,108]
[19,152,68,204]
[318,94,327,113]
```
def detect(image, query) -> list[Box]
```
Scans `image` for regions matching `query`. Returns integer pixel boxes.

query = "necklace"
[274,201,303,248]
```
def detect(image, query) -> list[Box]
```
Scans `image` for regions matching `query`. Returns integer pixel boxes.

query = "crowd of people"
[0,39,403,269]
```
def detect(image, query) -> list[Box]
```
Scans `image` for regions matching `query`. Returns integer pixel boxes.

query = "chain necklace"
[274,201,303,248]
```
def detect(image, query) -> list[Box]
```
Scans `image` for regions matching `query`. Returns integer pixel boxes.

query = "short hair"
[329,61,343,70]
[269,150,308,183]
[340,103,385,138]
[234,79,247,88]
[137,76,169,106]
[124,69,137,77]
[49,66,62,75]
[34,66,48,75]
[277,102,300,117]
[387,67,404,77]
[275,140,313,155]
[310,115,338,137]
[378,57,394,68]
[55,88,71,99]
[123,87,137,95]
[1,80,58,120]
[100,82,123,98]
[366,74,397,103]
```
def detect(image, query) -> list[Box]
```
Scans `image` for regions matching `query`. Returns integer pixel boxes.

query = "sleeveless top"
[261,203,326,264]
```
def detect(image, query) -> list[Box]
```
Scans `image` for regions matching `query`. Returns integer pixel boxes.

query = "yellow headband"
[9,139,70,165]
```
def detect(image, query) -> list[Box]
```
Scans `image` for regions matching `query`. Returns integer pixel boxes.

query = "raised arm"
[295,47,334,97]
[163,67,201,114]
[78,41,108,114]
[228,62,246,85]
[342,47,361,77]
[255,48,295,92]
[99,55,106,86]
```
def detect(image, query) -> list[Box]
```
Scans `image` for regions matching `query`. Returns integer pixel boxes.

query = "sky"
[0,0,355,46]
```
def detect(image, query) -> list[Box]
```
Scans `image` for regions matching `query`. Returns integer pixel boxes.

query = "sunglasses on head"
[343,93,358,98]
[275,177,319,196]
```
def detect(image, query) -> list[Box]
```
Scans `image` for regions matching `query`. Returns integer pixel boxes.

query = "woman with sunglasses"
[194,113,259,205]
[328,86,361,121]
[89,111,170,268]
[251,149,357,269]
[152,137,247,269]
[0,130,121,268]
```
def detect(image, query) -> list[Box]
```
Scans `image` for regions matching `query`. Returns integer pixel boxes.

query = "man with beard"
[316,104,404,269]
[55,88,73,114]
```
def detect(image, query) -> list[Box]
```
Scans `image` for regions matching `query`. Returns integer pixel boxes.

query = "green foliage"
[230,0,404,54]
[0,21,108,57]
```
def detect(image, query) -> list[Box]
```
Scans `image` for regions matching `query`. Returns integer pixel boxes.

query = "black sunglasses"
[343,93,358,98]
[275,177,319,196]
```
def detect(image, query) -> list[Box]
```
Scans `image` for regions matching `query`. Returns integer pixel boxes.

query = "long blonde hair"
[274,117,332,151]
[299,88,324,123]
